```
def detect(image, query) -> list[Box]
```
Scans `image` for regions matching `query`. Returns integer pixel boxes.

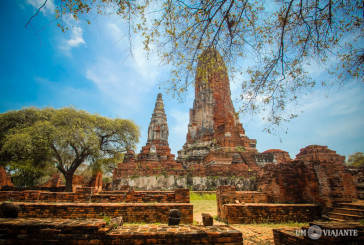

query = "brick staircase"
[327,202,364,222]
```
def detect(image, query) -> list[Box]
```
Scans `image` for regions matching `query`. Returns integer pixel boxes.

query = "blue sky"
[1,0,363,160]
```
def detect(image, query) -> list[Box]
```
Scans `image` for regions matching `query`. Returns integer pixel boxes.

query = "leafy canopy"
[346,152,364,167]
[31,0,363,130]
[0,107,140,189]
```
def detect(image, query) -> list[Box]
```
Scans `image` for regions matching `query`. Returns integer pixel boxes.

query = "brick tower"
[177,48,257,166]
[138,93,175,162]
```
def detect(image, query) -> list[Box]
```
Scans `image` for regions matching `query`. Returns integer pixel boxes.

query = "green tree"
[0,107,139,191]
[28,0,363,129]
[346,152,364,167]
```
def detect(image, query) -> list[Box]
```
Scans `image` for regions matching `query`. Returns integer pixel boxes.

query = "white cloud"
[27,0,55,14]
[85,55,158,115]
[66,27,86,48]
[58,15,86,55]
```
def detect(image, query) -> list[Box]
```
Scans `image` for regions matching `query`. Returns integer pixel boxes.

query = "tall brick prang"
[177,48,257,167]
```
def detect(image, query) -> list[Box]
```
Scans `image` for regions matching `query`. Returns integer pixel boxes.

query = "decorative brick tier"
[0,189,189,203]
[273,221,364,244]
[0,218,243,245]
[12,202,193,224]
[221,203,321,224]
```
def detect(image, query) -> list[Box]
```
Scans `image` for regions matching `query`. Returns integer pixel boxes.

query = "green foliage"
[39,0,364,132]
[190,192,216,201]
[360,219,364,225]
[102,213,111,225]
[0,107,140,190]
[346,152,364,167]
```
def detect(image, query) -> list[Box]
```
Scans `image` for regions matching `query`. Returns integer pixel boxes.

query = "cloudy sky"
[1,1,363,160]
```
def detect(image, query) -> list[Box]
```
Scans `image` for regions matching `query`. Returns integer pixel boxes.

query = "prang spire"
[147,93,169,145]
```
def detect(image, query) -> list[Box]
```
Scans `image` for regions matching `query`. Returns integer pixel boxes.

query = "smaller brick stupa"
[112,94,185,189]
[138,93,175,162]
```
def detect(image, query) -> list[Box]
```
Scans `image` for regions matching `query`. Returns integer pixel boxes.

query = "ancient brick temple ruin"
[111,47,360,210]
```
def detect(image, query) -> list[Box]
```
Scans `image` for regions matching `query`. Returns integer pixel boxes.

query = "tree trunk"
[64,173,74,192]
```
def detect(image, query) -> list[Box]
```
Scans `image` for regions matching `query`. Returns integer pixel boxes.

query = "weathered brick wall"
[112,161,188,179]
[15,202,193,223]
[255,149,291,167]
[0,218,243,245]
[348,166,364,200]
[217,186,268,218]
[257,161,309,203]
[0,188,190,203]
[189,162,259,177]
[258,145,358,207]
[222,203,321,224]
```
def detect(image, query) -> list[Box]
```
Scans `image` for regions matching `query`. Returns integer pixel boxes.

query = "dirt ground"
[191,199,307,245]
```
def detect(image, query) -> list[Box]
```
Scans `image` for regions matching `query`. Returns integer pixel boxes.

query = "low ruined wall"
[113,175,257,191]
[0,188,190,203]
[0,218,243,245]
[216,186,268,218]
[15,202,193,224]
[222,203,321,224]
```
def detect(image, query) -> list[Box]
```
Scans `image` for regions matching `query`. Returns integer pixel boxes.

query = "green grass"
[190,192,216,201]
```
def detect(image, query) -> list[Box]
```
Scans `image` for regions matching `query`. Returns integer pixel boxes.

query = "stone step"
[339,203,364,210]
[328,217,347,222]
[327,212,363,221]
[332,208,364,216]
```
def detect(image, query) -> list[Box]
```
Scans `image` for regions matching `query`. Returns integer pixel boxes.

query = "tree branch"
[25,0,48,28]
